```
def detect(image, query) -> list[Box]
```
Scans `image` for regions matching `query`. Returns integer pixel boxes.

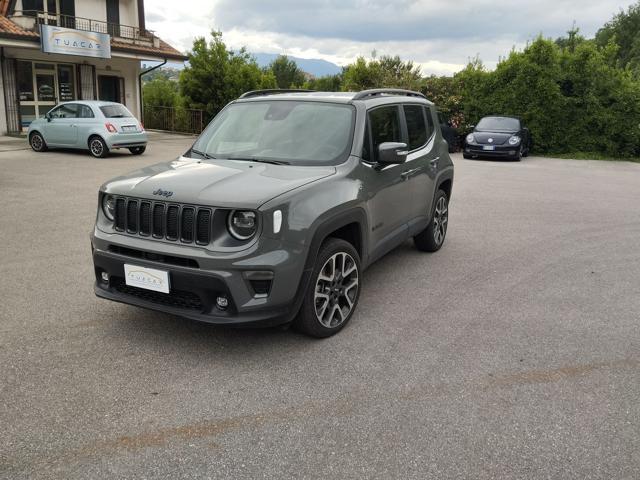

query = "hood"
[472,131,515,145]
[102,157,336,208]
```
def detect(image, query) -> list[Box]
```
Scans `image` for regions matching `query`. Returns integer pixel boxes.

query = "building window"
[58,65,76,101]
[17,61,34,101]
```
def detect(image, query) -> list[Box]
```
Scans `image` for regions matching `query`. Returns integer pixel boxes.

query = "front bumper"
[91,229,310,327]
[465,144,520,159]
[105,132,148,149]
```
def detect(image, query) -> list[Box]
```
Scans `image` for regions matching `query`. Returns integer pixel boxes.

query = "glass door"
[34,66,58,119]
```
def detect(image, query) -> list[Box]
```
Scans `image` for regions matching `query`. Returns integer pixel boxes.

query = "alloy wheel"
[432,196,448,246]
[31,134,43,151]
[90,139,104,157]
[314,251,359,328]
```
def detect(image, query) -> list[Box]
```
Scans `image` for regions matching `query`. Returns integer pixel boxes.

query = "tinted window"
[50,104,78,119]
[368,106,402,162]
[79,105,95,118]
[425,108,435,137]
[100,104,133,118]
[403,105,427,150]
[476,116,520,132]
[192,101,355,166]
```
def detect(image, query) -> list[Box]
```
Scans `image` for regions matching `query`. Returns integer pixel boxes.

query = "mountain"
[253,53,342,77]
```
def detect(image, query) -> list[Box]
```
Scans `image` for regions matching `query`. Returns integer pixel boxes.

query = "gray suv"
[92,89,454,337]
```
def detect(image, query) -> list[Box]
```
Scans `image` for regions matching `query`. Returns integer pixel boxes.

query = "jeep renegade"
[92,89,454,337]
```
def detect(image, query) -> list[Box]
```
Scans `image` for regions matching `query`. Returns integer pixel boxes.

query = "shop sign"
[40,25,111,59]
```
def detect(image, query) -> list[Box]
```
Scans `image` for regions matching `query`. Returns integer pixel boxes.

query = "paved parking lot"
[1,133,640,479]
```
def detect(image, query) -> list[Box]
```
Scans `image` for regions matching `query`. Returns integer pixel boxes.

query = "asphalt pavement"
[1,133,639,479]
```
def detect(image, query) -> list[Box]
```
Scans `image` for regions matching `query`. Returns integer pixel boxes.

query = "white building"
[0,0,186,134]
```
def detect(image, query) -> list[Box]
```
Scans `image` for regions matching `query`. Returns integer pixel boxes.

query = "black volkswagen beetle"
[463,116,532,161]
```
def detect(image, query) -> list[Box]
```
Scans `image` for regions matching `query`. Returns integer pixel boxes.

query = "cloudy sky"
[145,0,635,75]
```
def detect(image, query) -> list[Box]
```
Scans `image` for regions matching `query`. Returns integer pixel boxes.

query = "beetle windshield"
[476,117,520,132]
[191,101,355,165]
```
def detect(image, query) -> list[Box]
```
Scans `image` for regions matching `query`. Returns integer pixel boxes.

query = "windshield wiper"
[228,157,289,165]
[191,149,216,159]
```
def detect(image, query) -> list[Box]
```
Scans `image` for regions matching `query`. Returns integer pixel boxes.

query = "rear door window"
[403,105,428,150]
[368,106,402,163]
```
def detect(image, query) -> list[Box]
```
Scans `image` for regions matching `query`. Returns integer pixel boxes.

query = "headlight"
[228,210,257,240]
[508,135,521,145]
[102,194,115,221]
[466,133,475,144]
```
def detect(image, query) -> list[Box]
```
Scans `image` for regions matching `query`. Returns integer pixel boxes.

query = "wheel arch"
[304,208,368,271]
[283,207,369,325]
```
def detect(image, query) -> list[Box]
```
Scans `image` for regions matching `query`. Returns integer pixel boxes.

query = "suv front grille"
[113,197,212,245]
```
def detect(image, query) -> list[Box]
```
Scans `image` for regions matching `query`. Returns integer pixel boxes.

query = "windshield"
[191,101,355,165]
[476,117,520,132]
[100,104,133,118]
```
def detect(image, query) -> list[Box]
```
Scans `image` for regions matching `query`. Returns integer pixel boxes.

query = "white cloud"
[145,0,635,75]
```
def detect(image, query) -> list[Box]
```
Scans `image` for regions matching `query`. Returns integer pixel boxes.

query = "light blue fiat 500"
[27,100,148,158]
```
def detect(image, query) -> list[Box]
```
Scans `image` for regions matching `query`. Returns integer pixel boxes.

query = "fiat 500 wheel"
[295,238,361,338]
[89,136,108,158]
[30,132,47,152]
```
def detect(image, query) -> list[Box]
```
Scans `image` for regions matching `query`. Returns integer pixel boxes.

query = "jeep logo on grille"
[153,189,173,198]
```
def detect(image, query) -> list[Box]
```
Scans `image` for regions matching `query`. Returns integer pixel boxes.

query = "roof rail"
[352,89,426,101]
[239,89,316,99]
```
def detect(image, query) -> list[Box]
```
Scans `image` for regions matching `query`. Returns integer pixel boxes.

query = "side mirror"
[377,142,408,165]
[46,113,52,122]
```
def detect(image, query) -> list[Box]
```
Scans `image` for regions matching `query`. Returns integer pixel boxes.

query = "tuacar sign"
[40,25,111,59]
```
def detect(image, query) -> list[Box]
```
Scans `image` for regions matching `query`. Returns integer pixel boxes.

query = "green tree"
[304,73,343,91]
[142,77,179,107]
[179,31,276,120]
[596,1,640,73]
[268,55,306,88]
[342,55,422,91]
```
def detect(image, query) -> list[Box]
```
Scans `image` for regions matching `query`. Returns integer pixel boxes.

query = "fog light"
[101,272,110,283]
[216,295,229,310]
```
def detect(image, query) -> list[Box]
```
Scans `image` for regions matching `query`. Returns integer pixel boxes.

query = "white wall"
[75,0,107,23]
[75,0,140,28]
[0,64,7,135]
[119,0,139,27]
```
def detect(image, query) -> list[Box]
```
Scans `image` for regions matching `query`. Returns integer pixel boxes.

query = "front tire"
[129,146,146,155]
[29,132,47,152]
[414,189,449,252]
[294,238,361,338]
[89,136,108,158]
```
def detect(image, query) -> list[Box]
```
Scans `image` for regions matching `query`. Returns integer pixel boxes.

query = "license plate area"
[483,145,495,151]
[122,125,138,133]
[124,264,170,293]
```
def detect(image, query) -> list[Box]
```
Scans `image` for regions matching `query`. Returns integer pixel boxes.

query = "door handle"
[430,156,440,167]
[401,168,420,180]
[70,124,76,127]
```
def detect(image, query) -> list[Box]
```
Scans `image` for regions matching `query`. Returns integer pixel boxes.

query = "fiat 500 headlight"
[102,194,115,221]
[508,135,521,145]
[466,133,475,144]
[228,210,258,240]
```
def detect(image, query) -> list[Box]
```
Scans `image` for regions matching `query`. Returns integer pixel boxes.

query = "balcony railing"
[10,10,156,44]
